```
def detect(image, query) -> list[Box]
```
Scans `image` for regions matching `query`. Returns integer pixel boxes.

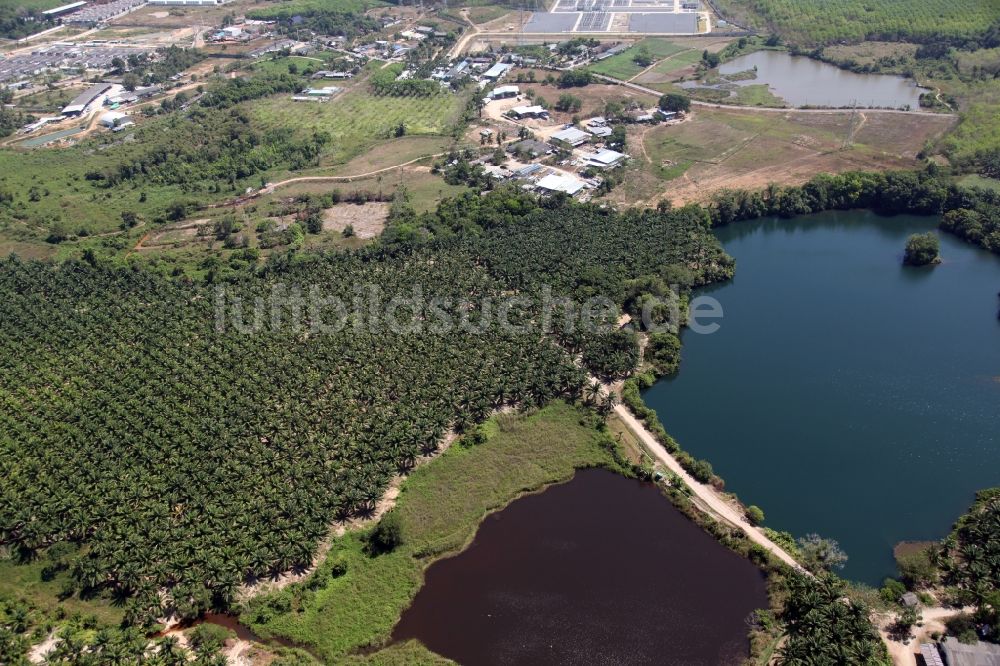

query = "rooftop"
[551,127,590,144]
[483,62,514,79]
[507,138,551,156]
[585,148,626,166]
[941,638,1000,666]
[490,85,519,97]
[920,643,945,666]
[510,105,547,116]
[536,173,586,196]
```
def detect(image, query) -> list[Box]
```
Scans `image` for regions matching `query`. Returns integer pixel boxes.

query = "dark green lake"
[643,210,1000,584]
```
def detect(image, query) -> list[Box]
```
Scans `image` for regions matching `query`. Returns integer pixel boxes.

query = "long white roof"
[536,173,585,195]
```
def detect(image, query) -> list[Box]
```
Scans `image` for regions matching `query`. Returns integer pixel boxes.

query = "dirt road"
[880,605,975,666]
[448,9,480,60]
[613,403,806,571]
[261,152,449,193]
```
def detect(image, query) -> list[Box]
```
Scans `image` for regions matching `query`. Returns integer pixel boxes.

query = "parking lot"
[0,43,153,84]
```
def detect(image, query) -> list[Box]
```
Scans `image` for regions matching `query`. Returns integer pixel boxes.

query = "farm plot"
[633,49,709,88]
[250,88,469,167]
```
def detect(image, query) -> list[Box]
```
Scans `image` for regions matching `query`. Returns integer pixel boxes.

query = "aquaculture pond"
[643,211,1000,584]
[715,50,927,108]
[392,468,768,664]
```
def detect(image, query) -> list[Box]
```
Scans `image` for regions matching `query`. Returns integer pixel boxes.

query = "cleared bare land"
[612,107,956,206]
[321,202,389,239]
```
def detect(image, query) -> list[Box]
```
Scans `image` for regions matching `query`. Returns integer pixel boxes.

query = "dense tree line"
[709,168,1000,254]
[0,190,725,625]
[557,70,593,88]
[199,73,301,109]
[115,46,205,89]
[93,107,327,191]
[89,73,321,192]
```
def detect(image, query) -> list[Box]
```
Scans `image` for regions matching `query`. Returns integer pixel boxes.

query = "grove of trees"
[777,574,888,664]
[0,189,727,625]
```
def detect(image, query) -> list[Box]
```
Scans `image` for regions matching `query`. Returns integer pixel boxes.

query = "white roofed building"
[98,110,128,127]
[482,62,513,81]
[489,85,519,99]
[550,126,590,146]
[583,148,627,169]
[508,105,548,119]
[536,173,586,196]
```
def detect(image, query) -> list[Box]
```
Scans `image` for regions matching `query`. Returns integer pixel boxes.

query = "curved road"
[263,152,448,192]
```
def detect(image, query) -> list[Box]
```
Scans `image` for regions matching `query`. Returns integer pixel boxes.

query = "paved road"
[614,403,807,572]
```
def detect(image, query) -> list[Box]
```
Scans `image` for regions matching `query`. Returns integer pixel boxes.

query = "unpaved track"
[262,152,449,192]
[614,403,806,571]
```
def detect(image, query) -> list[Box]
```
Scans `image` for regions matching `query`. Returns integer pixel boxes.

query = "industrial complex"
[524,0,710,34]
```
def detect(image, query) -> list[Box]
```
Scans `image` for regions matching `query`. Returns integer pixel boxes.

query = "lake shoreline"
[641,210,1000,585]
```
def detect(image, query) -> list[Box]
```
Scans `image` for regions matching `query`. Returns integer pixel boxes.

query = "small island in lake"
[903,232,942,266]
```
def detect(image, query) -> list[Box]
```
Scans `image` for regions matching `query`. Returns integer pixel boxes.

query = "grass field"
[958,174,1000,192]
[243,402,621,663]
[0,145,202,237]
[587,38,689,80]
[251,55,327,77]
[632,47,725,89]
[0,556,125,627]
[712,0,1000,46]
[251,87,469,167]
[730,83,785,106]
[326,135,454,176]
[13,85,86,112]
[467,4,511,24]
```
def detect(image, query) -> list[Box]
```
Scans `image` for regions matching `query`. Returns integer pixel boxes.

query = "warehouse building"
[583,148,626,169]
[98,110,131,129]
[550,126,590,146]
[41,1,87,20]
[62,82,113,115]
[481,62,513,81]
[536,173,586,196]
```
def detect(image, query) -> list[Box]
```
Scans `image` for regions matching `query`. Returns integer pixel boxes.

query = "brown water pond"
[392,468,768,665]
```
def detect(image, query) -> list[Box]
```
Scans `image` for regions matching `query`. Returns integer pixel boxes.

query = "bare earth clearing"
[321,202,389,239]
[613,107,956,206]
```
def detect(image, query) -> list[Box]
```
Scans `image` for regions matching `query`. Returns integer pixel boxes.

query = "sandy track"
[614,403,806,571]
